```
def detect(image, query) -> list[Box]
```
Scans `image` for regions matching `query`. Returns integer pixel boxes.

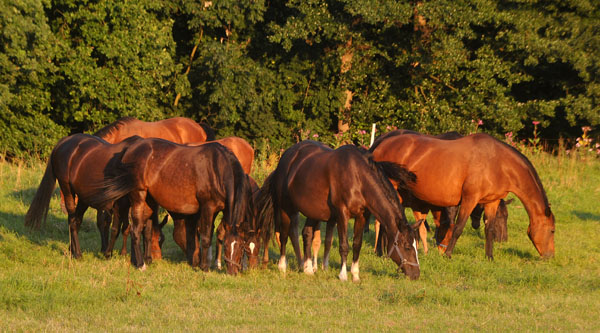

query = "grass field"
[1,151,599,331]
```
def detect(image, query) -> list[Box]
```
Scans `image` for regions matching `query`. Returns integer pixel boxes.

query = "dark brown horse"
[371,130,510,254]
[255,141,422,281]
[86,139,255,274]
[93,117,215,258]
[112,136,255,262]
[25,134,142,258]
[167,175,260,271]
[370,132,555,259]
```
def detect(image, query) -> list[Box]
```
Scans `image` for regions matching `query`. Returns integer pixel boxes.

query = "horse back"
[372,133,512,206]
[120,139,228,214]
[52,134,132,206]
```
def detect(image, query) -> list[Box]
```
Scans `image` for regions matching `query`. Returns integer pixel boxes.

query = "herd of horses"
[24,117,556,280]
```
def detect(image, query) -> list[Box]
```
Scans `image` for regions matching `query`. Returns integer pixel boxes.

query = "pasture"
[1,151,599,331]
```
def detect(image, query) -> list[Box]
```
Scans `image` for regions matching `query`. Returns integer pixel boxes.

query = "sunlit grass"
[1,153,599,331]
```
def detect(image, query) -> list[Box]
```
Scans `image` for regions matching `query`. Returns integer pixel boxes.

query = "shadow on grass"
[502,247,536,260]
[572,210,600,223]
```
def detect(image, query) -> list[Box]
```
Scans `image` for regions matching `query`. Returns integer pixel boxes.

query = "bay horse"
[24,134,143,258]
[86,139,255,274]
[371,130,510,255]
[370,132,555,259]
[111,136,255,263]
[168,175,260,271]
[255,140,422,281]
[92,116,215,258]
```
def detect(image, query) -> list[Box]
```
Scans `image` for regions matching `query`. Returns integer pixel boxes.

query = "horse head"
[527,207,555,259]
[387,221,422,280]
[223,231,245,275]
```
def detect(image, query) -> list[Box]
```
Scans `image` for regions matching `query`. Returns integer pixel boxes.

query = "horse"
[86,139,255,274]
[166,175,260,271]
[92,116,215,258]
[371,130,510,255]
[24,134,143,259]
[370,131,555,259]
[255,140,422,281]
[110,136,255,262]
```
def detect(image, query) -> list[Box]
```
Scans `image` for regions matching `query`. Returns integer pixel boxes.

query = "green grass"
[1,153,599,331]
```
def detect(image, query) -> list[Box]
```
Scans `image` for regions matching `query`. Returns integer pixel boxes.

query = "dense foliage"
[1,0,599,157]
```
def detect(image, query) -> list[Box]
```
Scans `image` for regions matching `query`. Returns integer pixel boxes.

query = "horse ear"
[545,206,552,217]
[411,219,425,232]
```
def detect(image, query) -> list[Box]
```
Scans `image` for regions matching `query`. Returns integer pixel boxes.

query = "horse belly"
[288,176,331,221]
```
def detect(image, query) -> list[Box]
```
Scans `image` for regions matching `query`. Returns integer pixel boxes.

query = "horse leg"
[322,220,336,270]
[215,222,225,270]
[172,218,186,253]
[301,218,318,275]
[373,220,380,253]
[413,211,429,255]
[311,222,321,273]
[67,202,88,259]
[105,200,126,258]
[444,199,478,259]
[350,212,368,282]
[289,214,303,271]
[435,207,456,253]
[197,205,218,272]
[96,209,111,253]
[336,210,351,281]
[483,201,500,260]
[470,204,484,229]
[277,210,292,273]
[149,210,163,260]
[184,215,200,268]
[261,225,271,268]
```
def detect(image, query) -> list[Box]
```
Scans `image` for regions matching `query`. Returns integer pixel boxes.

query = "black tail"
[25,158,56,229]
[86,167,137,210]
[254,172,276,248]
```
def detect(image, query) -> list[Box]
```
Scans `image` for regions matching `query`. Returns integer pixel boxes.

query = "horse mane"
[213,143,254,232]
[498,139,552,215]
[356,147,416,229]
[93,117,138,139]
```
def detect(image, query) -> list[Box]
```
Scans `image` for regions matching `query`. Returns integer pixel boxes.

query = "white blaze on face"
[412,239,419,265]
[230,240,237,261]
[249,242,255,255]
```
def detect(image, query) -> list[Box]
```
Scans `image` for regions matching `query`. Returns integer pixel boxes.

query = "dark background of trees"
[2,0,598,158]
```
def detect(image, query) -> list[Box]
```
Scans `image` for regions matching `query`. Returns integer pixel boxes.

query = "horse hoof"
[352,276,360,283]
[339,271,348,281]
[139,264,147,271]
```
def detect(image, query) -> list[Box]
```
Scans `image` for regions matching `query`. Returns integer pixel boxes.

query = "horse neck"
[508,163,550,223]
[362,179,402,235]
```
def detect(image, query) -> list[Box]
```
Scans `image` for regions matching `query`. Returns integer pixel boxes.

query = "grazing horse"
[86,139,255,274]
[370,132,555,259]
[371,130,510,254]
[93,117,215,258]
[24,134,142,258]
[255,141,421,281]
[113,136,255,262]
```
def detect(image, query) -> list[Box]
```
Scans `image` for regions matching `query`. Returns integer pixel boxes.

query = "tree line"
[1,0,598,158]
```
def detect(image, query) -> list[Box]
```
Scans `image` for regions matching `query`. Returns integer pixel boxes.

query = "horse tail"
[220,146,253,234]
[85,166,136,209]
[255,172,276,248]
[199,122,216,141]
[25,158,57,229]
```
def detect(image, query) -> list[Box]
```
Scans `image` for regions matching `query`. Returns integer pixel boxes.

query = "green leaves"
[0,0,598,158]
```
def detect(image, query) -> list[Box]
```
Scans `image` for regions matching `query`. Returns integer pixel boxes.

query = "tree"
[0,0,67,158]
